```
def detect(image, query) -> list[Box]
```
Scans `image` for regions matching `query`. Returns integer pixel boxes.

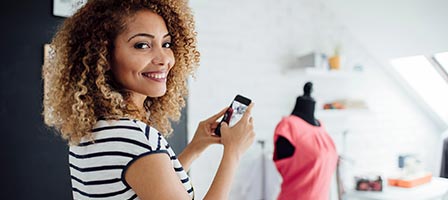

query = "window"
[434,52,448,74]
[391,55,448,124]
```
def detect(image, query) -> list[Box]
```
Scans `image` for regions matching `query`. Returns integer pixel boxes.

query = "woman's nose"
[151,47,171,66]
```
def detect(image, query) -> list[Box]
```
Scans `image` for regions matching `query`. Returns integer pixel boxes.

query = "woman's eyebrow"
[127,33,171,42]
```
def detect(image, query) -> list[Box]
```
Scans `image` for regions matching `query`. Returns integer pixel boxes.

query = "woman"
[42,0,255,199]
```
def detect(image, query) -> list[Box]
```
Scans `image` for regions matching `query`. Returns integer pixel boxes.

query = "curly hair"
[42,0,200,145]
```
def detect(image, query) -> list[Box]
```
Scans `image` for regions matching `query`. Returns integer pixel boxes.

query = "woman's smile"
[142,70,168,82]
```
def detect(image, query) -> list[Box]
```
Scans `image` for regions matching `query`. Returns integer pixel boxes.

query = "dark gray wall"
[0,1,187,199]
[167,108,188,155]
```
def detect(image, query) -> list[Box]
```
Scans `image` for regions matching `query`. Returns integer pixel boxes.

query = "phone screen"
[228,101,248,127]
[214,95,251,136]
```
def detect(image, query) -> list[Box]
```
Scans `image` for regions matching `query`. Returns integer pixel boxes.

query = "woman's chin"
[148,89,167,98]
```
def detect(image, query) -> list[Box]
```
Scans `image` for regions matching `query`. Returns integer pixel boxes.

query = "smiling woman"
[43,0,199,142]
[42,0,255,199]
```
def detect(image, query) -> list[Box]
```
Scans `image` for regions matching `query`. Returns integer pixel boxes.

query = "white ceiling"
[323,0,448,63]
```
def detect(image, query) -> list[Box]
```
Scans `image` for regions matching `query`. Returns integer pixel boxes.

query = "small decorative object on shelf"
[353,63,364,72]
[388,173,432,188]
[323,101,346,110]
[388,154,433,188]
[323,99,368,110]
[355,175,383,191]
[329,45,341,70]
[296,52,329,70]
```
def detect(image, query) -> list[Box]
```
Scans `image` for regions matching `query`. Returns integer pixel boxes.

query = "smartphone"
[214,95,252,136]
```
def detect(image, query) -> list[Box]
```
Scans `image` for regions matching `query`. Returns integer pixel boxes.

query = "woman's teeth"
[143,73,166,79]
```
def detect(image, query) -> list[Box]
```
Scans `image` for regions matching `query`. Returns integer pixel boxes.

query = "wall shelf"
[316,109,372,119]
[304,67,363,78]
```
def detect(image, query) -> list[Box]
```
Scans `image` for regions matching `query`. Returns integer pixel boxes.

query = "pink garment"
[273,115,338,200]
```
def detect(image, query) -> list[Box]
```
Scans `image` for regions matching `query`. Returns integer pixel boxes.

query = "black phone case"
[214,95,251,136]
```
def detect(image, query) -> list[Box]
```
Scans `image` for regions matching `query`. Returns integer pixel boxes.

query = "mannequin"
[274,82,319,160]
[272,82,338,200]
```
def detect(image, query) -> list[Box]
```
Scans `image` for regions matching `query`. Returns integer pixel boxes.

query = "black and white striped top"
[69,118,194,200]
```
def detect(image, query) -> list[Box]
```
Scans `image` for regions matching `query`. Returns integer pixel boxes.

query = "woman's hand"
[190,107,229,151]
[219,103,255,160]
[178,107,228,170]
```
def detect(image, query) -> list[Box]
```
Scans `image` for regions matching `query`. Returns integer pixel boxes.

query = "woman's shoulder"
[88,117,162,143]
[94,117,158,133]
[74,118,165,151]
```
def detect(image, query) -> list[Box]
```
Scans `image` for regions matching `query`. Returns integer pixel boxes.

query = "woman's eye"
[134,42,150,49]
[162,42,172,48]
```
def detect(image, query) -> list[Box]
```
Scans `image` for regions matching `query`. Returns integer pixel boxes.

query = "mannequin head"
[301,81,315,101]
[291,81,320,126]
[304,82,312,96]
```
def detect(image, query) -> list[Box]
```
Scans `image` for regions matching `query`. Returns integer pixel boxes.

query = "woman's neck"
[129,92,147,111]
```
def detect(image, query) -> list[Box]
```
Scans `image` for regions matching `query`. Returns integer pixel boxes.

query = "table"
[343,177,448,200]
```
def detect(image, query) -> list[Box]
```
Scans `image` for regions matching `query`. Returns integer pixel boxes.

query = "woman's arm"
[125,154,192,200]
[203,103,255,199]
[202,147,240,199]
[177,141,203,172]
[125,148,242,200]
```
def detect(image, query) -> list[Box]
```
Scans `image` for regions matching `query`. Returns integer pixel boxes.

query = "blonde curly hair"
[42,0,199,145]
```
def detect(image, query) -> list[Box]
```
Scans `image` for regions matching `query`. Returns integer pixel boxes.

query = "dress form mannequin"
[272,82,338,200]
[274,82,319,160]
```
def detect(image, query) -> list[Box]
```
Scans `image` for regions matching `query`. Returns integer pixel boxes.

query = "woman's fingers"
[219,122,229,134]
[210,121,220,129]
[242,103,254,121]
[206,107,229,122]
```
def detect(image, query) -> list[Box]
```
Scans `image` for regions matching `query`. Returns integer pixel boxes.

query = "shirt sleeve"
[273,118,296,161]
[273,118,294,145]
[121,120,170,187]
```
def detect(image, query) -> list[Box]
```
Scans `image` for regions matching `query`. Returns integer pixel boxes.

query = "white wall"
[186,0,443,199]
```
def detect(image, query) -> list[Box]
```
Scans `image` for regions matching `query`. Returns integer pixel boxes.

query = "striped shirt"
[69,118,194,200]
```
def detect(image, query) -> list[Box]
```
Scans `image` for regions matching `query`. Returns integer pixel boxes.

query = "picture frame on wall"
[43,44,54,66]
[53,0,87,17]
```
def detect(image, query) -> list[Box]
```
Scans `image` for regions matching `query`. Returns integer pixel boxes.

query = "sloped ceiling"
[323,0,448,63]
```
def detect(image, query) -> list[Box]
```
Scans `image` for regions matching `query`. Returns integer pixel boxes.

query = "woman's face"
[111,10,175,106]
